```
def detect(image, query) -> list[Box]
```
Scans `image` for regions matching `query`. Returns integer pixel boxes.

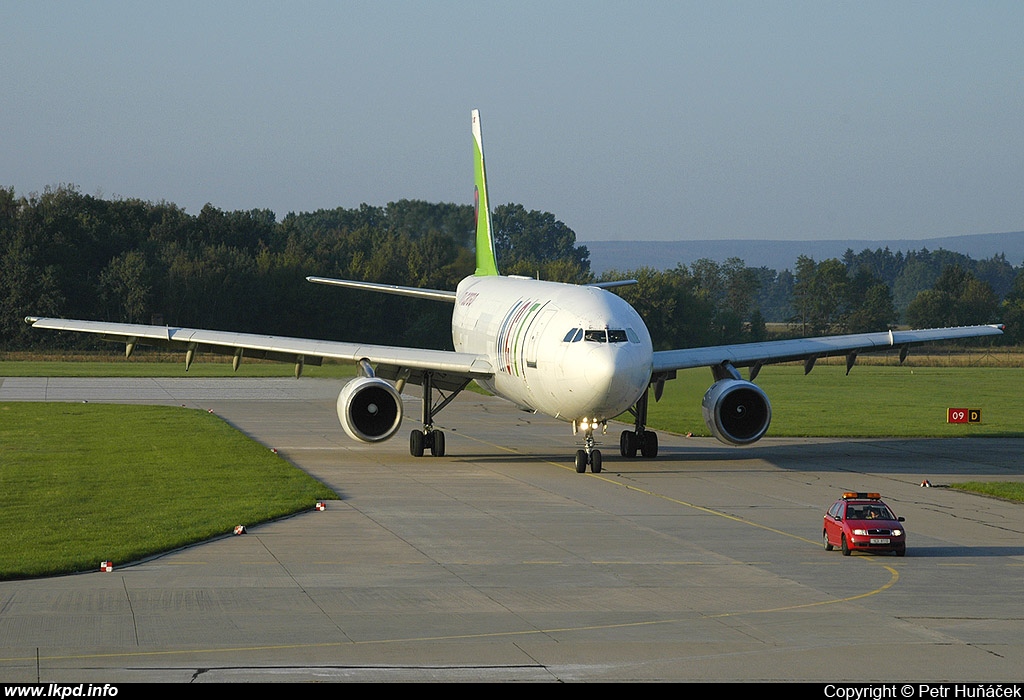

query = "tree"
[999,268,1024,343]
[0,234,65,348]
[905,264,999,329]
[790,255,897,334]
[791,256,849,334]
[842,246,905,287]
[607,266,715,350]
[845,282,897,333]
[753,267,793,322]
[98,250,151,323]
[844,268,897,333]
[689,257,761,343]
[491,204,590,282]
[385,199,474,246]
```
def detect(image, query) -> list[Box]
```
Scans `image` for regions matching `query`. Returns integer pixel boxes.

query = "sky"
[3,1,1023,242]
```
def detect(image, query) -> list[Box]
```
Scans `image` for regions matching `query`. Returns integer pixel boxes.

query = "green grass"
[646,363,1024,506]
[0,403,337,580]
[950,482,1024,503]
[645,363,1023,438]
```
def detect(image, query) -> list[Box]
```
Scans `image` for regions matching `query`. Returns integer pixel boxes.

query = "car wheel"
[841,534,851,556]
[895,545,906,557]
[823,530,833,551]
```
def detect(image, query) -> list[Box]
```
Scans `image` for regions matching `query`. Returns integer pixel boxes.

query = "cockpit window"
[565,328,638,344]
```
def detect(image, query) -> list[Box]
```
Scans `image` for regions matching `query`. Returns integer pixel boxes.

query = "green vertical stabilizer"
[472,109,500,276]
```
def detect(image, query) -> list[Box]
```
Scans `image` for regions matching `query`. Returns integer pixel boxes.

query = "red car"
[823,492,906,557]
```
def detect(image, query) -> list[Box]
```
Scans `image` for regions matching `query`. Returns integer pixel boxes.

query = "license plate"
[870,538,891,544]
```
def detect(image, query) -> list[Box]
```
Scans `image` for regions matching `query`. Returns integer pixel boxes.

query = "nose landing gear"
[573,421,603,473]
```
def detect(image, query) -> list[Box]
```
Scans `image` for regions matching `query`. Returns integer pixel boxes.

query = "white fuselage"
[452,275,654,423]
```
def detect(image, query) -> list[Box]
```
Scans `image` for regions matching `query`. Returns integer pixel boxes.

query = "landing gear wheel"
[620,430,637,458]
[429,429,446,457]
[841,534,851,556]
[411,370,469,459]
[575,450,588,473]
[626,386,655,459]
[410,430,425,457]
[640,430,658,458]
[823,531,833,551]
[590,449,602,473]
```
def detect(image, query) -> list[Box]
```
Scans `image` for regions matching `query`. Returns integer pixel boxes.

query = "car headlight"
[852,529,868,536]
[892,529,903,536]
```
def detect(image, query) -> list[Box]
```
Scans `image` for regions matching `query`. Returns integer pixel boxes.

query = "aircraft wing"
[24,317,493,381]
[652,324,1005,376]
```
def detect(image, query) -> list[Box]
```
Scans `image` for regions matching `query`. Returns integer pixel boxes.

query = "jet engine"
[336,377,403,443]
[701,378,771,446]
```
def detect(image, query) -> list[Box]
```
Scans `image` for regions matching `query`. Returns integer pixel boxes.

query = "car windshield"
[848,505,894,520]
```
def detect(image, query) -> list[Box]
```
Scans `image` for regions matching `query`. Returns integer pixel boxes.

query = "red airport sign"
[947,408,981,424]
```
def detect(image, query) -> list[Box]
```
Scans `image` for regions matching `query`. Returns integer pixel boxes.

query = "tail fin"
[472,109,500,276]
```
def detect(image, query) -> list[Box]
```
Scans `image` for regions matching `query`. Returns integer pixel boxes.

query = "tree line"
[2,185,1020,353]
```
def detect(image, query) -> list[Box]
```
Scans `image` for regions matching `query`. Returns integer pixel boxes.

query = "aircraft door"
[524,308,557,369]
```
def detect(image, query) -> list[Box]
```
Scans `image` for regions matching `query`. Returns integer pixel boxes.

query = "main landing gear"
[408,371,469,457]
[619,386,659,459]
[410,427,445,457]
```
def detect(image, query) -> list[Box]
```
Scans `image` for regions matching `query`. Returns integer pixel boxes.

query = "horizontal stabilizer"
[588,279,638,290]
[306,276,456,302]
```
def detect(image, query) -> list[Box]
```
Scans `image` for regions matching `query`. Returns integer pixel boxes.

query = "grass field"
[0,402,337,580]
[0,354,1020,578]
[647,360,1023,506]
[648,362,1022,438]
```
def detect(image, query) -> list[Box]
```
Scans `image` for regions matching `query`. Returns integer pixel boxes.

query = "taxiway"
[1,377,1022,682]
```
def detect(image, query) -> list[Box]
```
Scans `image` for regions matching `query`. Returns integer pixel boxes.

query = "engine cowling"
[336,377,403,443]
[701,378,772,446]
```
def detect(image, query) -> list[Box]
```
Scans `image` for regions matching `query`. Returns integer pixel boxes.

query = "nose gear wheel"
[574,431,602,473]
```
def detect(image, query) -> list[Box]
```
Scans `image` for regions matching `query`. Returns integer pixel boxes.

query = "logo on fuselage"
[496,298,547,376]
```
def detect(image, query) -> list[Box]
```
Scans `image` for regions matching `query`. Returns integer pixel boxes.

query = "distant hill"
[583,231,1024,274]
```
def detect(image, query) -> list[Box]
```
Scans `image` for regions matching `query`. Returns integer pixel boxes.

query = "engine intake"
[701,378,771,446]
[337,377,403,443]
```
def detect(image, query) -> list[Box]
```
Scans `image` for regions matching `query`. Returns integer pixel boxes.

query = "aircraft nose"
[583,346,616,388]
[582,344,648,413]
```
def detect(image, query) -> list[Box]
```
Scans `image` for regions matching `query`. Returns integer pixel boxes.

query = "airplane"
[26,109,1005,473]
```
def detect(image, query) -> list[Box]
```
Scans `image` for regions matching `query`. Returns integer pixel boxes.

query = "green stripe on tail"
[472,109,500,276]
